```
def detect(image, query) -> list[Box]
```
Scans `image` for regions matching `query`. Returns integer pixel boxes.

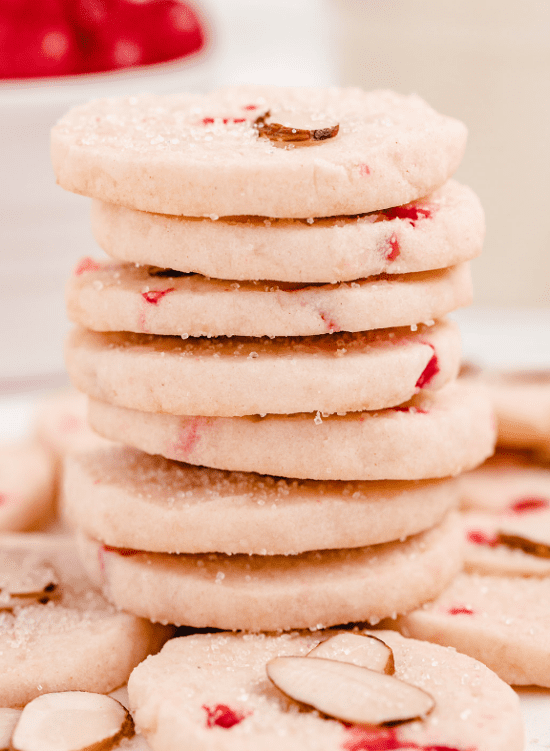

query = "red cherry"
[67,0,205,74]
[0,1,80,78]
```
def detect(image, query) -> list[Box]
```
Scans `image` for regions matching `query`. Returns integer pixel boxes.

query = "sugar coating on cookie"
[397,571,550,687]
[127,629,523,751]
[51,86,467,218]
[0,443,55,532]
[88,381,496,481]
[0,534,172,707]
[78,512,461,631]
[67,258,472,338]
[458,449,550,512]
[66,318,461,417]
[91,180,483,283]
[63,446,459,555]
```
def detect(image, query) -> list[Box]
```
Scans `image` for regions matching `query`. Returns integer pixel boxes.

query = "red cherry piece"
[467,530,499,547]
[319,310,338,333]
[380,205,432,226]
[359,164,371,177]
[174,419,203,457]
[509,497,550,514]
[141,288,174,305]
[415,351,439,389]
[103,544,141,557]
[385,233,400,261]
[393,406,428,415]
[75,257,102,275]
[448,607,474,616]
[203,704,248,730]
[343,726,402,751]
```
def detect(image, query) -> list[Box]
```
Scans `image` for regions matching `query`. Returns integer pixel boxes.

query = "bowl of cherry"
[0,0,212,388]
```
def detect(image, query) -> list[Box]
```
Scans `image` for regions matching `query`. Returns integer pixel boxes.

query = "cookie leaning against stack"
[53,85,495,631]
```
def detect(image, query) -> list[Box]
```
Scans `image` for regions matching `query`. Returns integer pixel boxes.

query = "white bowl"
[0,45,213,389]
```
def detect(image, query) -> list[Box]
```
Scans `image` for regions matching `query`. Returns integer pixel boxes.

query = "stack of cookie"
[52,86,495,631]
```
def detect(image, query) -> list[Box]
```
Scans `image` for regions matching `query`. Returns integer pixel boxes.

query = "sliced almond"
[0,708,21,751]
[266,656,434,726]
[254,111,339,143]
[11,692,134,751]
[307,633,395,675]
[497,528,550,558]
[0,550,58,606]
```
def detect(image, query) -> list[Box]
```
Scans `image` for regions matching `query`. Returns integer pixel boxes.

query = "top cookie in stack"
[53,86,495,631]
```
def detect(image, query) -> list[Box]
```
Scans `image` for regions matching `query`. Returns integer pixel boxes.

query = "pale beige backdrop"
[331,0,550,306]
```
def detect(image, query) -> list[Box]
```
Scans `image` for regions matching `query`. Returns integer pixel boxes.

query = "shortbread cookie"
[463,502,550,576]
[64,446,459,555]
[488,370,550,451]
[34,388,112,461]
[396,571,550,686]
[88,381,495,480]
[127,629,523,751]
[0,534,172,706]
[458,449,550,512]
[0,443,55,532]
[66,319,461,417]
[52,86,467,218]
[78,512,461,630]
[67,258,472,338]
[91,181,483,283]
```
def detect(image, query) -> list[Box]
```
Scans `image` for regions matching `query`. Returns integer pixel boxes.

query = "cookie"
[0,443,55,532]
[51,86,467,218]
[90,180,483,283]
[487,370,550,452]
[127,629,523,751]
[66,318,461,417]
[396,571,550,686]
[77,512,461,631]
[34,388,113,461]
[63,446,459,555]
[0,534,172,707]
[87,381,496,481]
[463,508,550,576]
[67,258,472,338]
[458,448,550,512]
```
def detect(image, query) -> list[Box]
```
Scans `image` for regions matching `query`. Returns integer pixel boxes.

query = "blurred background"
[1,0,549,390]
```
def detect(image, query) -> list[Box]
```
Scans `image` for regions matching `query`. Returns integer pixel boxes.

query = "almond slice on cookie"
[11,692,133,751]
[267,656,434,725]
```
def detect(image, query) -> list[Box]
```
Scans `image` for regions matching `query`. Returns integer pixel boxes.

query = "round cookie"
[396,571,550,687]
[0,534,172,707]
[487,370,550,452]
[34,388,113,461]
[463,508,550,577]
[88,381,496,481]
[51,86,467,218]
[91,181,483,283]
[127,629,523,751]
[77,512,461,631]
[66,318,461,417]
[67,258,472,338]
[458,448,550,512]
[0,442,55,532]
[63,445,460,555]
